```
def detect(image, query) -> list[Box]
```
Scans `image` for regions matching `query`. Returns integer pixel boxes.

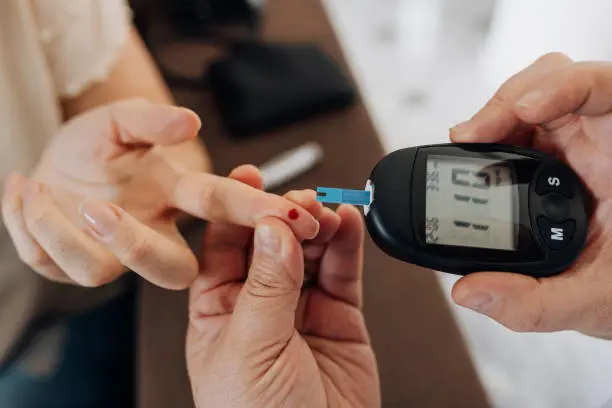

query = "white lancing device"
[259,142,324,191]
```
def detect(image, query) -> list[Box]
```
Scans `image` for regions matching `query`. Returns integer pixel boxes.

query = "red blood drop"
[288,209,300,220]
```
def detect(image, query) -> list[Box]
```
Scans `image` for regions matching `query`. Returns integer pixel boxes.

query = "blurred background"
[323,0,612,407]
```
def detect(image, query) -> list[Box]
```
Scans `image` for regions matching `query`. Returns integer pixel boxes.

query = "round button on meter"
[361,143,590,278]
[541,193,571,223]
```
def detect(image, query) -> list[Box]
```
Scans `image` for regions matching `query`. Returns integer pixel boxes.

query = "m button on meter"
[538,217,576,251]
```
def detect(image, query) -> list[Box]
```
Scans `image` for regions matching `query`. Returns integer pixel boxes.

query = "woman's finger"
[20,180,123,287]
[283,190,325,222]
[167,171,320,241]
[107,99,201,146]
[318,205,365,308]
[80,200,198,290]
[1,174,72,284]
[451,52,573,143]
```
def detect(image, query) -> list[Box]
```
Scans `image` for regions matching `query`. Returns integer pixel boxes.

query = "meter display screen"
[425,155,518,251]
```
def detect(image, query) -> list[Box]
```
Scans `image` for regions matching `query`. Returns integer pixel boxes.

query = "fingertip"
[451,272,537,310]
[179,107,202,132]
[284,189,324,223]
[229,165,264,190]
[168,107,202,143]
[285,189,318,206]
[449,122,473,143]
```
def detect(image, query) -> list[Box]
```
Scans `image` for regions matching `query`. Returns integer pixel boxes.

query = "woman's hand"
[1,99,320,289]
[450,53,612,339]
[186,168,380,408]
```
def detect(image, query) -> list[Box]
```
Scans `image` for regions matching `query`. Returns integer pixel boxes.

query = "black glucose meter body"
[363,143,590,278]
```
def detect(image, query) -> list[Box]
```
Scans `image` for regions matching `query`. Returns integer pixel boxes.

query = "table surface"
[138,0,491,407]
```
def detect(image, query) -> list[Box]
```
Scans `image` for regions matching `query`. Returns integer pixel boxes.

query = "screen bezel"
[413,146,543,262]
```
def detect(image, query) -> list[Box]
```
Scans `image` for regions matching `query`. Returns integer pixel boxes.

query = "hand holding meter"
[317,143,590,278]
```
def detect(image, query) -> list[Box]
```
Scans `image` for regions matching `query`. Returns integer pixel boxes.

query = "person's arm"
[60,27,211,174]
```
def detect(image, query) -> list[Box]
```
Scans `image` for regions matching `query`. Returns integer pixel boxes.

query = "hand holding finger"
[230,218,304,346]
[190,165,265,321]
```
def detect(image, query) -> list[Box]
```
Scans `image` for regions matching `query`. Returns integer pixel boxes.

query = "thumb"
[452,272,576,333]
[106,99,201,147]
[58,99,201,159]
[230,217,304,345]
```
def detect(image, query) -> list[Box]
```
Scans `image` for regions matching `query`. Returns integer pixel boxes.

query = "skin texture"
[187,167,381,408]
[1,100,320,289]
[450,52,612,339]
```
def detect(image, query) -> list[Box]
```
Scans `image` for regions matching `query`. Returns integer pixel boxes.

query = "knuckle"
[503,295,548,333]
[20,248,52,270]
[504,313,543,333]
[76,261,117,287]
[487,92,510,110]
[564,64,595,92]
[120,236,151,266]
[537,52,571,65]
[247,260,299,298]
[197,180,221,217]
[26,205,51,231]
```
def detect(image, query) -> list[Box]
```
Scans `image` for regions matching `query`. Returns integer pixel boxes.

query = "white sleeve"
[32,0,133,98]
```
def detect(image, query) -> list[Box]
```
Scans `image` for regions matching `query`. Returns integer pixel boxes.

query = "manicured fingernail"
[80,200,119,240]
[517,90,543,108]
[164,108,200,138]
[21,181,42,203]
[456,291,494,313]
[255,223,282,256]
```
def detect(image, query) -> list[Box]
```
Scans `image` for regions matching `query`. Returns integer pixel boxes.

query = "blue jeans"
[0,286,136,408]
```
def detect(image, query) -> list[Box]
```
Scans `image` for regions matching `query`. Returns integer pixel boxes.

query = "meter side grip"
[365,147,419,260]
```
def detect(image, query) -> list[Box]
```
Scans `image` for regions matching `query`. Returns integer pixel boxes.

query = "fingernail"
[79,200,119,240]
[21,181,42,203]
[164,109,199,137]
[255,223,282,257]
[517,90,543,108]
[456,291,494,313]
[309,220,320,240]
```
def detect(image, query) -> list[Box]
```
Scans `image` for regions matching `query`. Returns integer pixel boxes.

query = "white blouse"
[0,0,132,371]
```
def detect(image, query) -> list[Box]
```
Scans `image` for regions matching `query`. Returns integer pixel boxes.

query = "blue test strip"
[316,187,372,206]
